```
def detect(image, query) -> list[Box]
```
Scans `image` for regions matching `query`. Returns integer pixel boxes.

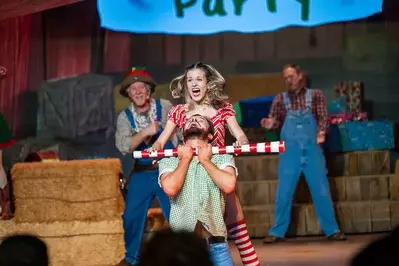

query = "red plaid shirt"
[269,88,328,134]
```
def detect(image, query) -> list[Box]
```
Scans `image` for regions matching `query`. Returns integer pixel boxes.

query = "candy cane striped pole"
[132,141,285,159]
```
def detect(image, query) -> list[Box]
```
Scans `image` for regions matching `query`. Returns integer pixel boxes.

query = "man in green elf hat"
[115,67,180,266]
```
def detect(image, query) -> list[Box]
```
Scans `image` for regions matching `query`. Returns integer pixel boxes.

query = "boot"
[327,231,347,241]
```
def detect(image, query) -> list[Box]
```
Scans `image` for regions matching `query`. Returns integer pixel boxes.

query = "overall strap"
[124,108,136,129]
[282,92,291,110]
[305,89,312,109]
[124,108,150,165]
[155,99,162,122]
[155,99,164,132]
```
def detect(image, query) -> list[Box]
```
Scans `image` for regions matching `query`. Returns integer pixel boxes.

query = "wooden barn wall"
[103,31,131,73]
[103,22,369,85]
[103,24,346,85]
[0,0,86,22]
[102,0,398,81]
[43,0,99,80]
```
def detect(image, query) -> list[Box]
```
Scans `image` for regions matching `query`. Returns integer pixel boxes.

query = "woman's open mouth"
[191,88,201,97]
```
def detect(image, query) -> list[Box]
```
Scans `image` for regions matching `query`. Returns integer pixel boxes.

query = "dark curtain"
[0,15,32,138]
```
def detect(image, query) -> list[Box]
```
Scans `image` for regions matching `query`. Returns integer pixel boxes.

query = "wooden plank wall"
[102,23,350,79]
[44,0,98,80]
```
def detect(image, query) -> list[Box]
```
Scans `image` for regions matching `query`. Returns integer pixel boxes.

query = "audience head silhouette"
[0,234,49,266]
[351,226,399,266]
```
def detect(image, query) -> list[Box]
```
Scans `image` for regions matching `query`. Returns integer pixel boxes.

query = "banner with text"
[98,0,383,35]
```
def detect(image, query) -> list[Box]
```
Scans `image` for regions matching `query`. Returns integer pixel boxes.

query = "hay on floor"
[11,159,125,223]
[0,219,124,266]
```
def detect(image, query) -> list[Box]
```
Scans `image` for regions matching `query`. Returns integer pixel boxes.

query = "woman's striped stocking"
[227,220,260,266]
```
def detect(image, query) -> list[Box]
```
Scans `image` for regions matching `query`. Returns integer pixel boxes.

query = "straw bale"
[0,219,124,266]
[11,158,121,181]
[11,159,125,223]
[14,197,124,223]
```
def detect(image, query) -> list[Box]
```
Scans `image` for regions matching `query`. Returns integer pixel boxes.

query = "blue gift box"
[327,96,349,114]
[236,96,275,128]
[325,120,394,152]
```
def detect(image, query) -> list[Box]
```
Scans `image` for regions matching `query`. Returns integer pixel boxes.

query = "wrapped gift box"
[334,81,365,112]
[327,96,349,114]
[329,112,368,125]
[234,95,275,128]
[325,120,394,152]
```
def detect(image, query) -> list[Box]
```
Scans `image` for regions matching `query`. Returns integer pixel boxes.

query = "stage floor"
[229,234,386,266]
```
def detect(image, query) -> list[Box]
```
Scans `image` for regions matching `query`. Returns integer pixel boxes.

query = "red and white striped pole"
[132,141,285,159]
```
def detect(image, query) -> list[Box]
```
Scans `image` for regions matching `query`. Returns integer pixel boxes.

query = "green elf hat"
[119,67,157,98]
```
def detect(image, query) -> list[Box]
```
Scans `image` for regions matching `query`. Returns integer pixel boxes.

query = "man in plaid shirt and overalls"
[158,114,237,266]
[261,64,346,244]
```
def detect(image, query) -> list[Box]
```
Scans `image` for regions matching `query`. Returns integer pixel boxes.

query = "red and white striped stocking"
[228,220,260,266]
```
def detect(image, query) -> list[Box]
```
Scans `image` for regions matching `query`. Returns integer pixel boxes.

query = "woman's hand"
[233,136,249,147]
[148,142,162,153]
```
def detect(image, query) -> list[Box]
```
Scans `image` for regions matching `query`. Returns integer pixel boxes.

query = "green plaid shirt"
[158,155,237,237]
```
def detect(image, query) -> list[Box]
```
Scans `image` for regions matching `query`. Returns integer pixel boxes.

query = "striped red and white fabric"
[167,103,236,147]
[227,220,260,266]
[132,141,285,159]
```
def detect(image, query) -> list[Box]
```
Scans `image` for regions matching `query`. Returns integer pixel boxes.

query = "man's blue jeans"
[208,242,234,266]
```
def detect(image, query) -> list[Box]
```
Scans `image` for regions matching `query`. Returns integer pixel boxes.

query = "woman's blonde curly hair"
[170,62,229,111]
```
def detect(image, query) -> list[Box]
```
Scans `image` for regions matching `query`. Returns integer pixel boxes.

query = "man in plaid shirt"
[158,115,237,266]
[261,64,346,244]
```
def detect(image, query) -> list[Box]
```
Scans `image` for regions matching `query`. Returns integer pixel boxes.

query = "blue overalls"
[268,89,340,238]
[122,99,174,265]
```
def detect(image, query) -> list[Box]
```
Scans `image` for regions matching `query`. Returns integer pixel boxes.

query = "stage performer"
[115,67,179,266]
[151,62,260,266]
[159,114,237,266]
[261,64,346,244]
[0,67,15,220]
[0,113,14,220]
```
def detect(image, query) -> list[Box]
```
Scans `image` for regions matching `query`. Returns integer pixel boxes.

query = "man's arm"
[313,89,329,135]
[201,160,237,194]
[268,93,284,130]
[198,147,237,194]
[115,112,150,154]
[159,158,190,198]
[159,146,193,198]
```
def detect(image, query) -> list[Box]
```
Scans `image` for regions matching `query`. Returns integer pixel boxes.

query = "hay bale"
[0,219,124,266]
[11,159,125,223]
